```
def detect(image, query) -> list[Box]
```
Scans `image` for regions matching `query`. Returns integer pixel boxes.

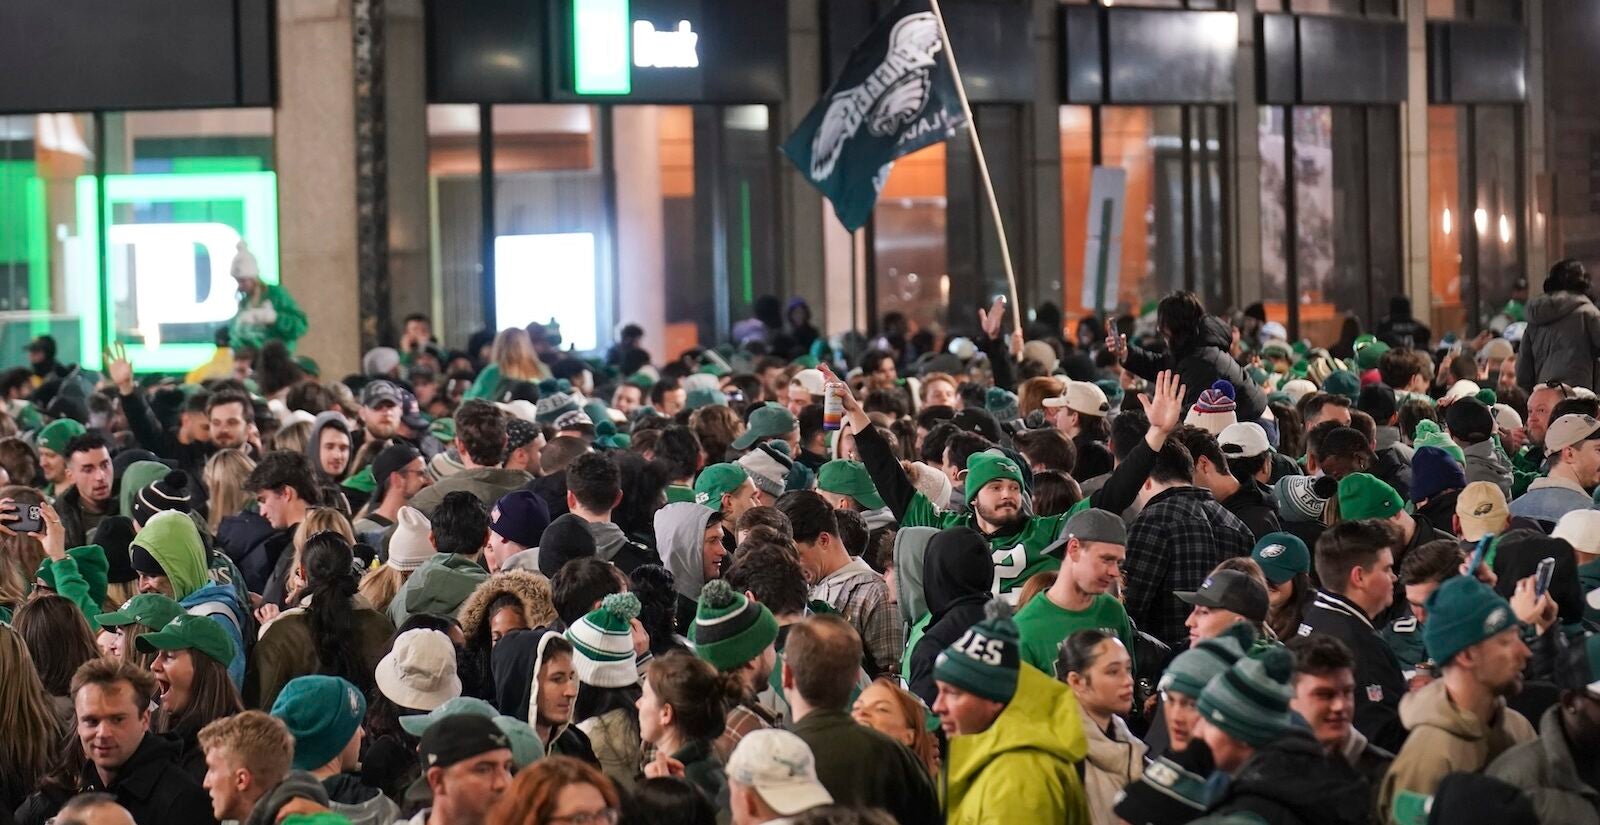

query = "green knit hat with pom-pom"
[1412,419,1466,464]
[1197,645,1295,747]
[690,579,779,672]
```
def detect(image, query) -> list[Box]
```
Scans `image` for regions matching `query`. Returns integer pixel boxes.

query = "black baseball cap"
[1175,570,1269,623]
[419,713,512,771]
[372,443,423,492]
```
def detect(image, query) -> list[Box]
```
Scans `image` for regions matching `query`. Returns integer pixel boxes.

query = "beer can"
[822,381,844,430]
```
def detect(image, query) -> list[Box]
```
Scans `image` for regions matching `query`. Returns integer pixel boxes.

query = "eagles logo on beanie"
[934,599,1021,704]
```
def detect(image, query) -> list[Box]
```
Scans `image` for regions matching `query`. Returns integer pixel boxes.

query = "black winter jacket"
[907,527,995,706]
[15,734,216,825]
[1124,316,1267,422]
[1205,728,1372,825]
[1297,590,1409,753]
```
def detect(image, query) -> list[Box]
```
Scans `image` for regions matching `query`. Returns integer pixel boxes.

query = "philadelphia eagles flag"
[781,0,966,231]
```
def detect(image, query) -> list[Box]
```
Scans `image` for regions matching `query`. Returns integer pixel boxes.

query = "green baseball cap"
[732,404,797,451]
[1337,473,1403,522]
[693,464,751,511]
[1250,532,1310,586]
[134,612,236,668]
[94,593,184,630]
[964,451,1024,504]
[37,418,85,455]
[816,460,886,510]
[398,696,498,737]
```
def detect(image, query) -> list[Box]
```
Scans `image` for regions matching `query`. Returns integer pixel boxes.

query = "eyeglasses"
[549,810,619,825]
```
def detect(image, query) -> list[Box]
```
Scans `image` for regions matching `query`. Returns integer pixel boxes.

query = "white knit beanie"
[566,593,640,688]
[387,506,436,572]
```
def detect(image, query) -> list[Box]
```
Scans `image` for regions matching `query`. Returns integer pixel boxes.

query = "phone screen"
[1535,557,1556,600]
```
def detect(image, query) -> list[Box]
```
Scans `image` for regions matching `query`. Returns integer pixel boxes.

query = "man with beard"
[825,364,1187,602]
[1380,574,1551,813]
[355,380,404,453]
[205,390,255,454]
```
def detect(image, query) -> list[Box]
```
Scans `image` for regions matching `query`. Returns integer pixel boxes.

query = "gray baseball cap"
[1175,570,1269,623]
[1043,508,1127,558]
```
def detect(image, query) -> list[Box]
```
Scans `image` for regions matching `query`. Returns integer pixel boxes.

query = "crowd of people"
[9,257,1600,825]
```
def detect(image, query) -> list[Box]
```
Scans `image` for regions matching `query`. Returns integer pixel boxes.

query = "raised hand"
[1105,333,1129,364]
[977,296,1007,342]
[103,342,135,394]
[1139,370,1186,435]
[816,364,862,416]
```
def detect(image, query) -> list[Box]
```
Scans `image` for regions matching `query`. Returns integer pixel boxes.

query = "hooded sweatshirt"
[1462,439,1514,500]
[585,519,654,575]
[491,627,598,765]
[893,527,938,683]
[306,412,351,482]
[322,773,400,825]
[1204,728,1371,825]
[1378,676,1536,816]
[133,511,247,684]
[1516,290,1600,391]
[386,553,489,626]
[944,664,1092,825]
[907,528,994,706]
[654,502,717,634]
[243,771,330,825]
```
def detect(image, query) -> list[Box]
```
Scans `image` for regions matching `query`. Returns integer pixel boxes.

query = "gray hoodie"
[654,502,716,603]
[1462,438,1514,499]
[243,770,330,825]
[306,411,351,480]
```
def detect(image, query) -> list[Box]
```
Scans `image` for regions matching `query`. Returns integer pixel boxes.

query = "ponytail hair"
[302,531,369,693]
[643,650,746,741]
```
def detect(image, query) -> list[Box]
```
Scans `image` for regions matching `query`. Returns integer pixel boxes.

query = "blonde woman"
[467,327,549,400]
[0,623,61,811]
[259,506,355,624]
[204,449,257,535]
[269,420,312,455]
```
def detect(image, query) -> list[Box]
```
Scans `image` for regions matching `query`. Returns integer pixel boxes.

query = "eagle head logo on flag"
[781,0,966,231]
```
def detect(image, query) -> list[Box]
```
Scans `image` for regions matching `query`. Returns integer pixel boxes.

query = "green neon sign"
[573,0,632,95]
[75,171,279,372]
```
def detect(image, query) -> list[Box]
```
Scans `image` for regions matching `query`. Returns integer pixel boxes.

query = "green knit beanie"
[1158,622,1256,698]
[1322,370,1361,404]
[690,580,779,672]
[271,675,367,771]
[1412,420,1466,464]
[985,387,1019,422]
[1196,646,1295,747]
[964,451,1024,504]
[565,592,640,688]
[934,600,1021,703]
[1423,574,1519,666]
[37,418,85,456]
[1337,473,1403,522]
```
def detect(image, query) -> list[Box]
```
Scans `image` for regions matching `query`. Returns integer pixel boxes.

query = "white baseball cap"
[1491,403,1522,433]
[1442,379,1481,404]
[726,730,834,816]
[790,369,826,397]
[1042,380,1110,416]
[1218,422,1271,458]
[1555,509,1600,558]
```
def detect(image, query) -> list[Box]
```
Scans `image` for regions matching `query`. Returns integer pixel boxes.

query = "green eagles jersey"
[1013,592,1134,675]
[902,491,1064,595]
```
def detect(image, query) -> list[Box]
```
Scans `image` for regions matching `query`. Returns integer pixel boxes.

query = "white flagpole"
[927,0,1022,322]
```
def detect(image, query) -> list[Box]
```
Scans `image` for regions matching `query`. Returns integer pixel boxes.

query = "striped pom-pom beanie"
[1196,646,1295,747]
[690,580,779,672]
[1184,380,1238,435]
[1157,621,1256,698]
[566,592,640,688]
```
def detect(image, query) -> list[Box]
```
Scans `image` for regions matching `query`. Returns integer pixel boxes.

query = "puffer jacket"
[1081,714,1147,825]
[1378,677,1536,817]
[944,665,1092,825]
[1203,728,1370,825]
[1124,316,1267,422]
[1516,291,1600,391]
[1486,705,1600,825]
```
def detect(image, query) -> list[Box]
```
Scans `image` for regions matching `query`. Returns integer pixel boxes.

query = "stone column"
[1402,0,1432,312]
[1027,0,1065,313]
[1232,0,1264,308]
[276,0,361,377]
[386,0,433,339]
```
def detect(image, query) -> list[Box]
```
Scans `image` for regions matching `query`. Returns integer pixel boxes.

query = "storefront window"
[872,144,948,337]
[427,104,485,350]
[0,109,275,372]
[1260,106,1401,346]
[1059,105,1230,322]
[1429,105,1523,334]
